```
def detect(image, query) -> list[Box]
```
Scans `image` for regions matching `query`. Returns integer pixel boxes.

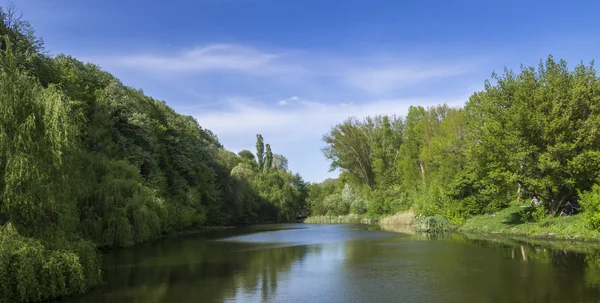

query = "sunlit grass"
[461,202,600,241]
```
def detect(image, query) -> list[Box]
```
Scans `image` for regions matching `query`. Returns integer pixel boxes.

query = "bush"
[342,184,367,214]
[517,206,548,223]
[414,216,451,234]
[581,184,600,230]
[323,193,348,216]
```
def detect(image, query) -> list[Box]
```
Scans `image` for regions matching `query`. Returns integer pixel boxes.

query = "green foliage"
[517,206,548,223]
[366,187,409,216]
[0,223,100,303]
[465,57,600,212]
[414,216,451,234]
[581,184,600,230]
[238,149,256,163]
[256,134,265,170]
[0,37,80,237]
[323,117,375,188]
[272,154,288,171]
[264,144,273,172]
[306,179,339,216]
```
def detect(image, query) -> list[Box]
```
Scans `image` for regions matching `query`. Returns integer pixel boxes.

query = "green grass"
[304,214,377,224]
[461,202,600,241]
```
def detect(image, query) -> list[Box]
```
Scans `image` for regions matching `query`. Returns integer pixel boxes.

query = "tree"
[256,134,265,170]
[0,38,79,237]
[371,115,403,188]
[322,117,375,188]
[272,154,288,171]
[465,56,600,212]
[396,106,427,188]
[238,149,256,162]
[265,144,273,172]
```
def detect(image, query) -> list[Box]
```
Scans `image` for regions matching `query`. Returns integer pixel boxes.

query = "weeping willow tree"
[0,38,101,303]
[0,38,80,239]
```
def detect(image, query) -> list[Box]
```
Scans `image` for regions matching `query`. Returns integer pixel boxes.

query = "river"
[57,223,600,303]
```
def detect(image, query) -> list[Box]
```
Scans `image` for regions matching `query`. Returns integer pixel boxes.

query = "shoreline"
[303,203,600,244]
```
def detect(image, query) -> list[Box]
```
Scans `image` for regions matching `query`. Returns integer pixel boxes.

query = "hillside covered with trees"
[309,56,600,229]
[0,7,307,302]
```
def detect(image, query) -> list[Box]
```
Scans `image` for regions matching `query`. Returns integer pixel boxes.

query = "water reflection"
[60,226,315,303]
[57,224,600,303]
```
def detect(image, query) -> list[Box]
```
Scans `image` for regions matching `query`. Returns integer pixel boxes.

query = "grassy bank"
[305,203,599,242]
[461,202,600,241]
[304,214,377,224]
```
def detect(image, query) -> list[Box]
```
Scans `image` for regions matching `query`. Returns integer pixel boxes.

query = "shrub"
[581,184,600,230]
[414,216,451,234]
[517,206,548,223]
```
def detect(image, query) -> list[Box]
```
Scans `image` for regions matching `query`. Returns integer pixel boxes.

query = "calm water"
[58,224,600,303]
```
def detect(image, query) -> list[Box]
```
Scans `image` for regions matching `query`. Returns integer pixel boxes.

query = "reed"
[379,210,416,226]
[304,214,376,224]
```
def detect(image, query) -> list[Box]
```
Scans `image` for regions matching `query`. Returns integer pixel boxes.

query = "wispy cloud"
[342,64,472,94]
[98,43,486,96]
[114,44,279,72]
[277,96,298,106]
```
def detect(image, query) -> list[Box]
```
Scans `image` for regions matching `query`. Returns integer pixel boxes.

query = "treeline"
[309,56,600,227]
[0,7,306,302]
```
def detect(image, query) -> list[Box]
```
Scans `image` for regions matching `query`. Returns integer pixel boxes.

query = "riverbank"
[303,214,377,224]
[303,211,417,225]
[304,210,453,234]
[305,203,600,243]
[460,202,600,241]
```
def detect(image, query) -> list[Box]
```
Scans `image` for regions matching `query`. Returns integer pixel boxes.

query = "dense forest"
[0,7,307,302]
[309,57,600,228]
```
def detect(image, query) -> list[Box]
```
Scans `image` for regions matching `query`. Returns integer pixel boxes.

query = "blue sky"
[9,0,600,183]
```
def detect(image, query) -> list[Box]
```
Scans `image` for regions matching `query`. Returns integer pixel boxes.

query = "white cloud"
[343,65,471,94]
[277,96,298,106]
[114,44,279,72]
[99,43,486,95]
